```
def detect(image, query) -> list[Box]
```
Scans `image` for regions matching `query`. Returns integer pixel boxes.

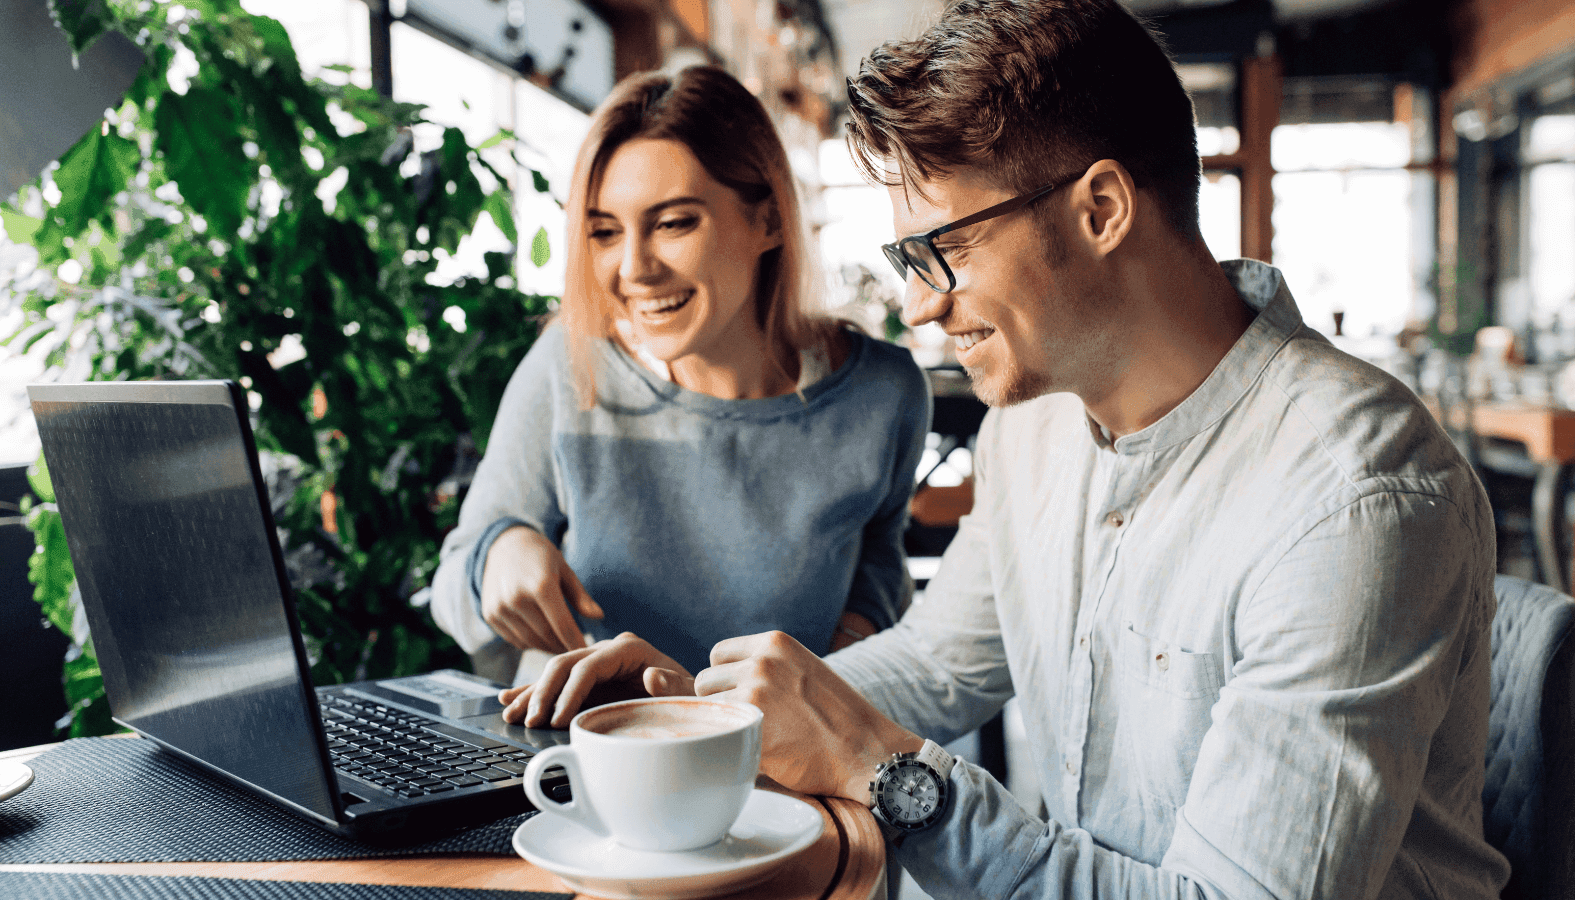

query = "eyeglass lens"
[892,238,949,292]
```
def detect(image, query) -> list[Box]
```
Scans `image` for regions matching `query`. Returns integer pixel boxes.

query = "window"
[1269,78,1436,341]
[1524,113,1575,333]
[1182,62,1243,261]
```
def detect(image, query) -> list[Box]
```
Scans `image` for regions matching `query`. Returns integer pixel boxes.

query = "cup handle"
[523,745,608,837]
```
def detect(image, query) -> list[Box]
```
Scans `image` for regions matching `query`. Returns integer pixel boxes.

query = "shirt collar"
[1095,259,1304,455]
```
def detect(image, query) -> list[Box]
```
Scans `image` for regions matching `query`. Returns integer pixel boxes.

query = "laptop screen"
[30,381,340,825]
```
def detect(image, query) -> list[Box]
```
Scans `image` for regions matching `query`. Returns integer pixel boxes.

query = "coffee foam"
[584,700,754,740]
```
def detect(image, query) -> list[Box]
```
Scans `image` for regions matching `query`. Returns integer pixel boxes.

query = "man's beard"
[966,357,1052,408]
[966,217,1062,408]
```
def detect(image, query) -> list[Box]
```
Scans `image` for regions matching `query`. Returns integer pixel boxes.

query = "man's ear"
[1073,159,1135,257]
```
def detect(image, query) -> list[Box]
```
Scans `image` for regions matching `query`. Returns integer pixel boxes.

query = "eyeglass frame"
[880,177,1073,294]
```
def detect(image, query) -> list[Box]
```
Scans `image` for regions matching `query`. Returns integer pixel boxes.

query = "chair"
[1484,574,1575,900]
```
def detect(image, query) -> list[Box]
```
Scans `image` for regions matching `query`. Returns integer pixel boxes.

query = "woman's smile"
[628,289,696,322]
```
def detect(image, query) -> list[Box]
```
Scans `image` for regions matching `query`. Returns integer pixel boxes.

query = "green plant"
[4,0,557,735]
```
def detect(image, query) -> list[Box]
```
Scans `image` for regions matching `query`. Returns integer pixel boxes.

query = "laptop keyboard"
[319,693,534,798]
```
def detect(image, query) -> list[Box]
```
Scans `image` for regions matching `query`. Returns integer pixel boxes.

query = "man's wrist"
[843,728,924,802]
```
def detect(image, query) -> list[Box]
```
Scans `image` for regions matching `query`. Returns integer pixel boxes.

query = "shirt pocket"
[1112,623,1226,808]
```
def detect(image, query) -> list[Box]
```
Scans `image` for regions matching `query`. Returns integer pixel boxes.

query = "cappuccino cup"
[522,696,762,852]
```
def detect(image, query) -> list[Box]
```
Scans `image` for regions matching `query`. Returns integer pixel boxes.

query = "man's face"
[888,167,1110,408]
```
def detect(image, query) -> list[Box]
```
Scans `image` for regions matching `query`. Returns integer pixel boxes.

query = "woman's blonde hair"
[559,66,832,406]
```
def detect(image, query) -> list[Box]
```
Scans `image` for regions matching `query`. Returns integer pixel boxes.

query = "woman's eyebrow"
[586,197,707,220]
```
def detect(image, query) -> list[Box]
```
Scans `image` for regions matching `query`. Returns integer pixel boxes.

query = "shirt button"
[1078,635,1088,648]
[1155,652,1170,671]
[1106,510,1125,527]
[1065,760,1076,774]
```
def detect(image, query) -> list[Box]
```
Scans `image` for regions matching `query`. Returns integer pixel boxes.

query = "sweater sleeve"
[841,345,931,632]
[431,326,571,655]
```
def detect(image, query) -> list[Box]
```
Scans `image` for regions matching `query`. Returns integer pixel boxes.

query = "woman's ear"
[757,199,785,250]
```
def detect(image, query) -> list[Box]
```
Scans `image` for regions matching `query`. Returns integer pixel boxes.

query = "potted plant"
[4,0,557,736]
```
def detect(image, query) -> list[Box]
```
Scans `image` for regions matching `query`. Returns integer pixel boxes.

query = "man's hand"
[481,526,603,654]
[694,631,922,801]
[498,632,695,728]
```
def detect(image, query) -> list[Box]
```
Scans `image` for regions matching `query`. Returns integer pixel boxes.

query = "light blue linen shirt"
[828,260,1512,899]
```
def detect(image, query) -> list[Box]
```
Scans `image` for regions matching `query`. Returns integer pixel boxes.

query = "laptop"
[27,380,572,843]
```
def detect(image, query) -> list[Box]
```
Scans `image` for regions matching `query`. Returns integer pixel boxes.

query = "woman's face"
[588,138,781,372]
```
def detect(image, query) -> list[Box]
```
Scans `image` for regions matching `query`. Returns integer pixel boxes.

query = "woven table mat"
[0,738,535,863]
[0,872,570,900]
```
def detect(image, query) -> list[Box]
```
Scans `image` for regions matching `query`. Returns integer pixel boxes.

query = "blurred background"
[3,4,1574,869]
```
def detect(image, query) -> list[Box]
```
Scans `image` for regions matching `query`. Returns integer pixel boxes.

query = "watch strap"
[914,739,955,780]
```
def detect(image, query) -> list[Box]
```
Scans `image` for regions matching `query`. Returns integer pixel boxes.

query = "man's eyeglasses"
[881,178,1070,294]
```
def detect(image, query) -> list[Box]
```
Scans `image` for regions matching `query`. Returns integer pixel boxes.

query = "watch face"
[875,760,946,829]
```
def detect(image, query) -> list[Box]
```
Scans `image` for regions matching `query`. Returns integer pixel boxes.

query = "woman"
[430,66,930,723]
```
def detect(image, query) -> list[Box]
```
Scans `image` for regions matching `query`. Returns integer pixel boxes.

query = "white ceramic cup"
[522,696,763,852]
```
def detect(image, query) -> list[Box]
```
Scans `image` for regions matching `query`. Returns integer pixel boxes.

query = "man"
[504,1,1510,896]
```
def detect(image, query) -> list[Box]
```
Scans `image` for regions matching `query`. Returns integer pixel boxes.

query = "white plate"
[0,760,34,802]
[512,788,824,900]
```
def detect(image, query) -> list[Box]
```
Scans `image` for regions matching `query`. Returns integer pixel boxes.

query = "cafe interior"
[3,0,1575,897]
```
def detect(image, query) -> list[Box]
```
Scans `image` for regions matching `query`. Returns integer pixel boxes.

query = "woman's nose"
[620,235,662,284]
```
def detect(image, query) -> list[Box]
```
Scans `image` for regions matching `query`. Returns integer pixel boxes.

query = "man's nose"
[900,276,950,328]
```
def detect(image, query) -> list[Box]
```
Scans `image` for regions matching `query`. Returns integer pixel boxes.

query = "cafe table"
[0,740,887,900]
[1429,398,1575,592]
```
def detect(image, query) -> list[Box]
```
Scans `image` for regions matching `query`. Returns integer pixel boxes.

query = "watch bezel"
[870,755,950,832]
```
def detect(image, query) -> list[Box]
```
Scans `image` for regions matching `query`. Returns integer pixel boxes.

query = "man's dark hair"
[845,0,1201,234]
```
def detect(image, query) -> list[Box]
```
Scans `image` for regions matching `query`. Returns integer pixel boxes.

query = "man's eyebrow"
[901,213,960,238]
[586,197,707,220]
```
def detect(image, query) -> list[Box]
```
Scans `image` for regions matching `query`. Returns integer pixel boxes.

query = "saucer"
[0,760,33,802]
[512,788,824,900]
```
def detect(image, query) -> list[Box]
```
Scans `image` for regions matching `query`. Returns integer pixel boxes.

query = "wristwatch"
[868,739,955,843]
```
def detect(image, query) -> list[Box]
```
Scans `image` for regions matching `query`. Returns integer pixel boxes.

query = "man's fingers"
[549,640,657,726]
[501,683,535,724]
[550,659,614,728]
[692,661,744,697]
[644,667,696,697]
[708,632,775,667]
[562,567,604,620]
[524,648,595,727]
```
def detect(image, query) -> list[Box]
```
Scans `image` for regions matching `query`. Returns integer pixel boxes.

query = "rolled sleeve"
[431,328,568,655]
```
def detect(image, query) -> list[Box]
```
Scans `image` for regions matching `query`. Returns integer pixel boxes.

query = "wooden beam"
[669,0,708,43]
[1239,53,1281,264]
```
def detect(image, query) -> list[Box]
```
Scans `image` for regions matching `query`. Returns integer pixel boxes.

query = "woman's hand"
[481,525,604,654]
[829,611,876,652]
[498,632,695,728]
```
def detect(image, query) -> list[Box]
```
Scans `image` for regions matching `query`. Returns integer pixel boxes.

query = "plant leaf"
[1,208,42,244]
[532,169,550,194]
[483,192,517,244]
[27,508,76,635]
[478,129,515,151]
[530,226,550,268]
[154,86,252,234]
[27,452,56,504]
[40,127,138,261]
[48,0,114,58]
